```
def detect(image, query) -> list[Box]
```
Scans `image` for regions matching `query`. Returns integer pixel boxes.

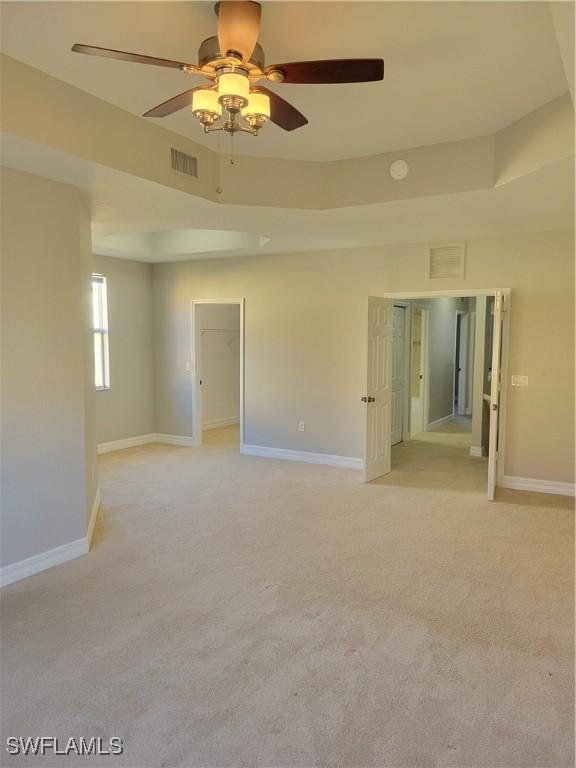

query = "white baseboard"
[1,488,103,588]
[87,490,101,548]
[97,434,156,454]
[203,417,240,431]
[98,433,197,453]
[470,446,484,458]
[155,433,198,447]
[427,415,453,431]
[241,444,363,470]
[0,537,88,588]
[501,475,575,497]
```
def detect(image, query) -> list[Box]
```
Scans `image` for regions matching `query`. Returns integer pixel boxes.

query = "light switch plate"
[511,375,528,387]
[298,421,305,432]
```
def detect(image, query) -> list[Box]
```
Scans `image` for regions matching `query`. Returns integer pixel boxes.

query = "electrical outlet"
[298,421,305,432]
[511,375,528,387]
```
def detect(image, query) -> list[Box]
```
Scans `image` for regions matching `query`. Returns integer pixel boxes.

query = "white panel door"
[487,291,504,501]
[391,306,405,445]
[363,297,393,482]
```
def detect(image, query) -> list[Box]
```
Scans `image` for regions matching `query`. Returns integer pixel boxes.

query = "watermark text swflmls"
[6,736,123,756]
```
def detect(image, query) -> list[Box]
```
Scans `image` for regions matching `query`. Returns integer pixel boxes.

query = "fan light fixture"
[192,69,270,135]
[71,1,385,138]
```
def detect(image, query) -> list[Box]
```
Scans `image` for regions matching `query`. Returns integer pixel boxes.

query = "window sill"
[96,386,111,392]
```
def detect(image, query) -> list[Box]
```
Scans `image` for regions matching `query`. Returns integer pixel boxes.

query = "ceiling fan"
[72,1,384,137]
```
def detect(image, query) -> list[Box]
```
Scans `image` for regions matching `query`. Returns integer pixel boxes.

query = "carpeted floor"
[1,425,574,767]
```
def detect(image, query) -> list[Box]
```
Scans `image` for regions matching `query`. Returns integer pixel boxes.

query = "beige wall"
[92,255,155,444]
[1,167,97,567]
[152,229,574,484]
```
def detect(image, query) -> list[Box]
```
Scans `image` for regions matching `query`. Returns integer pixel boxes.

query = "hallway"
[383,416,486,493]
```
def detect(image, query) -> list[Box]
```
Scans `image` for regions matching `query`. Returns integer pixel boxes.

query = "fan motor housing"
[198,36,265,74]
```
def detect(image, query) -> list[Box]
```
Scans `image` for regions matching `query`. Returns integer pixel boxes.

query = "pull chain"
[216,130,223,195]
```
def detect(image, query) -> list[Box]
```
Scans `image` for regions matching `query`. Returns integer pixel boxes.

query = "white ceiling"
[2,135,572,261]
[0,1,568,161]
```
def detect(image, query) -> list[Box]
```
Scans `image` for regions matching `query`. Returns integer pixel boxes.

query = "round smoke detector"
[390,159,409,180]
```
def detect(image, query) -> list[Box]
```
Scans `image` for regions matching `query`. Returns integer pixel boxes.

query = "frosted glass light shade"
[218,72,250,102]
[192,89,221,116]
[242,92,271,120]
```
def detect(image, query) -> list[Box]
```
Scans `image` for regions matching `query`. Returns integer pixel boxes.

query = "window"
[92,274,110,390]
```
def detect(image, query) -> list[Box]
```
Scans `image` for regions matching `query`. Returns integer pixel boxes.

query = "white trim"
[98,433,199,453]
[501,476,575,497]
[0,537,88,587]
[241,444,363,470]
[380,289,511,299]
[427,414,453,431]
[97,433,157,454]
[453,309,469,418]
[203,417,240,431]
[87,490,101,548]
[393,301,412,444]
[470,446,484,458]
[155,433,198,447]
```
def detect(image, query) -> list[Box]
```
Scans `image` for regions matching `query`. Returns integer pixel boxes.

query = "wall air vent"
[427,242,466,280]
[170,148,198,179]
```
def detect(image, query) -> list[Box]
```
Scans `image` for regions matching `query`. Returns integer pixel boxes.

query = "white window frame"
[92,273,110,390]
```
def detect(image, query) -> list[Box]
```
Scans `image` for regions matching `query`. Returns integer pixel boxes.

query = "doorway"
[409,306,430,436]
[454,310,470,417]
[190,299,245,448]
[391,305,407,446]
[362,290,509,500]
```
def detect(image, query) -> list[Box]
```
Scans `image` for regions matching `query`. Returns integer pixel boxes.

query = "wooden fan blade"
[72,44,198,71]
[253,86,308,132]
[216,1,261,62]
[143,87,207,117]
[266,59,384,84]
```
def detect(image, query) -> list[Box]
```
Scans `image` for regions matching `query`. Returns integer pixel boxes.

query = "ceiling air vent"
[427,242,466,280]
[170,148,198,179]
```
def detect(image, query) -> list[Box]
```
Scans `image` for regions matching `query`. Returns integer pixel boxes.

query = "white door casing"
[487,290,503,501]
[410,306,430,435]
[457,312,469,416]
[391,306,405,445]
[467,312,476,416]
[363,297,393,482]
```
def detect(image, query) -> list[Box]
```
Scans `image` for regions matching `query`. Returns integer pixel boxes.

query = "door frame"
[393,302,412,444]
[371,288,511,489]
[466,311,476,416]
[190,298,245,448]
[409,304,430,435]
[453,309,469,418]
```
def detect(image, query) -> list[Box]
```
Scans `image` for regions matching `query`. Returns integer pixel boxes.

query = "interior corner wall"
[1,167,97,568]
[152,229,574,485]
[92,254,155,444]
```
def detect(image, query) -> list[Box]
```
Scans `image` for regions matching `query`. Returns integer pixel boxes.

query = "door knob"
[368,396,376,403]
[361,396,368,402]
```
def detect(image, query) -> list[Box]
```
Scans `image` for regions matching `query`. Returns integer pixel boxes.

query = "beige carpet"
[1,425,574,767]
